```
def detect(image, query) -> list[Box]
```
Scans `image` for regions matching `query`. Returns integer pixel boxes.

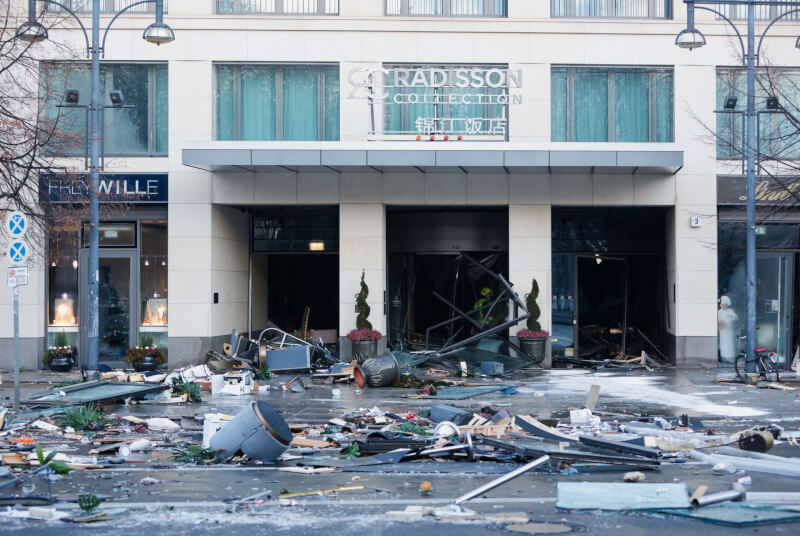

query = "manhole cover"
[506,523,573,535]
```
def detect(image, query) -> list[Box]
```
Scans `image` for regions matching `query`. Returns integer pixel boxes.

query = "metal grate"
[551,0,671,19]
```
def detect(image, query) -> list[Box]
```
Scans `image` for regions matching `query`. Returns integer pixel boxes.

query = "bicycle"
[734,344,780,384]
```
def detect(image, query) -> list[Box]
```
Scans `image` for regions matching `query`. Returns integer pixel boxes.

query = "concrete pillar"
[509,204,552,336]
[670,64,719,366]
[339,204,386,346]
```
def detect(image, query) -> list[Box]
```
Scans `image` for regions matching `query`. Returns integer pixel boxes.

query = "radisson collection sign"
[348,66,523,138]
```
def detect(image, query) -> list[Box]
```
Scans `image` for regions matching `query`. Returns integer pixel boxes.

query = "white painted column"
[508,204,551,335]
[339,204,386,337]
[671,64,719,364]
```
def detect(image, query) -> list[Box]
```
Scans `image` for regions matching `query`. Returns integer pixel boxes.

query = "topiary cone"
[355,270,372,330]
[525,278,541,332]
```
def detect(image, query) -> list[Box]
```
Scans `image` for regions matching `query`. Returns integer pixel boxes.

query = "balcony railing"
[716,1,799,21]
[44,0,167,13]
[386,0,507,17]
[217,0,339,15]
[551,0,671,19]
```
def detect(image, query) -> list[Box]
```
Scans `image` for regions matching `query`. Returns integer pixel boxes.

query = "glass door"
[756,253,793,367]
[80,250,138,364]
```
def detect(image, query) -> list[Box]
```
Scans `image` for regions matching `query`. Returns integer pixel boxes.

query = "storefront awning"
[182,142,683,175]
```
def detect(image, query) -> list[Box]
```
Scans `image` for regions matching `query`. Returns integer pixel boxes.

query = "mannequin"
[718,295,738,362]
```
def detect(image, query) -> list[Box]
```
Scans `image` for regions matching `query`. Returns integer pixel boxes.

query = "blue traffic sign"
[7,241,28,264]
[5,211,28,238]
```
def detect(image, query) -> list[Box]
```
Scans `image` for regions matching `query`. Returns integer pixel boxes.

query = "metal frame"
[555,65,675,143]
[551,0,672,19]
[217,0,339,15]
[214,63,337,142]
[386,0,507,17]
[78,248,138,367]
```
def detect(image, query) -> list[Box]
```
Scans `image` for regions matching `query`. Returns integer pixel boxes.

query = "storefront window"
[718,222,796,366]
[215,64,340,141]
[39,63,168,155]
[48,226,80,349]
[140,221,168,351]
[551,66,674,142]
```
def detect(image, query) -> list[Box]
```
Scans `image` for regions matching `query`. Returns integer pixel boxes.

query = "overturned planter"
[209,401,292,462]
[361,351,400,387]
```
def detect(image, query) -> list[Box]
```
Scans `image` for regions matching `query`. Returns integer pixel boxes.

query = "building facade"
[2,0,800,370]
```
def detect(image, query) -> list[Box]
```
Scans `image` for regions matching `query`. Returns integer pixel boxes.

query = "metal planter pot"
[135,355,160,372]
[520,338,546,365]
[210,401,292,462]
[48,356,74,372]
[352,339,378,364]
[361,351,400,387]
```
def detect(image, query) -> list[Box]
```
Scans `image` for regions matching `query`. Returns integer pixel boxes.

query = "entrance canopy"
[182,142,683,174]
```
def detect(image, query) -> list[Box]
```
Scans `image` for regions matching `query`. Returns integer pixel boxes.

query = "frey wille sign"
[40,174,168,203]
[717,175,800,206]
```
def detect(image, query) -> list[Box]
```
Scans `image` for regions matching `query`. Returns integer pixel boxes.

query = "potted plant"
[125,335,166,372]
[43,332,76,372]
[348,270,382,363]
[518,277,549,364]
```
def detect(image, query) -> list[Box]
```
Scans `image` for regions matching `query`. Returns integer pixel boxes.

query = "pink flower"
[517,329,549,340]
[347,328,383,342]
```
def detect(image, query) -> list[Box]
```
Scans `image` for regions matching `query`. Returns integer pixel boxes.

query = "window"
[716,68,800,160]
[215,64,339,141]
[551,0,671,18]
[383,64,512,139]
[386,0,506,16]
[40,63,168,156]
[81,223,137,248]
[551,66,674,143]
[716,1,799,21]
[45,0,168,14]
[217,0,339,15]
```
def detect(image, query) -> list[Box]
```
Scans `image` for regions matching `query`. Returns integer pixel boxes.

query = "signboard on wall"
[39,174,168,204]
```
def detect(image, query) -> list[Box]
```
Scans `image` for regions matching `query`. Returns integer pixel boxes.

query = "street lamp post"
[675,0,800,375]
[17,0,174,378]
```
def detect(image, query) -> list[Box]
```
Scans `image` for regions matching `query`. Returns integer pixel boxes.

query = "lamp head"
[109,90,124,107]
[65,89,80,104]
[143,22,175,45]
[766,96,780,110]
[724,96,738,110]
[16,20,48,43]
[675,28,706,50]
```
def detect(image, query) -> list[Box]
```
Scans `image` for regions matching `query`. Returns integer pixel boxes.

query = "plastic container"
[209,401,292,462]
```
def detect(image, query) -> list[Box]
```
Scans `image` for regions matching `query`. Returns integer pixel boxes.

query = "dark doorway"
[265,254,338,335]
[386,207,509,350]
[552,207,668,362]
[577,256,626,358]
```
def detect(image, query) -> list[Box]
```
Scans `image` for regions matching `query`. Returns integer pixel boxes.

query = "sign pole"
[13,285,20,415]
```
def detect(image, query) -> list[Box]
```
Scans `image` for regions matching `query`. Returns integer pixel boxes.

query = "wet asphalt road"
[1,367,800,535]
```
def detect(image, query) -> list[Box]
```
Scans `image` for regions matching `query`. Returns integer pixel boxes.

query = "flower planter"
[352,340,378,364]
[520,338,546,365]
[135,354,160,372]
[48,356,74,372]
